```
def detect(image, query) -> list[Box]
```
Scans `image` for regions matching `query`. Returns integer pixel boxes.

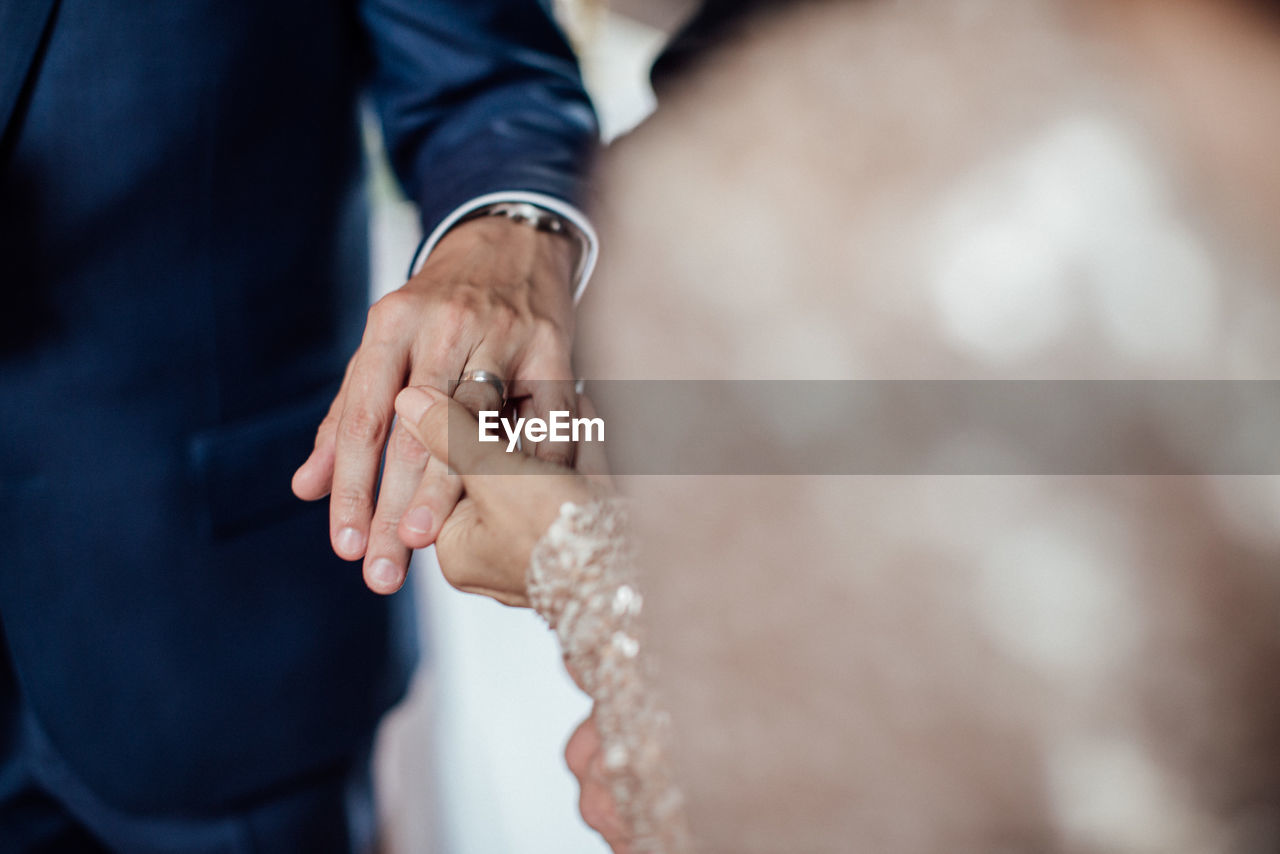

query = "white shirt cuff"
[409,191,599,305]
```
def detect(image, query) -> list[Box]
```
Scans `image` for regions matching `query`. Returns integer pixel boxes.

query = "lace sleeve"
[527,498,693,853]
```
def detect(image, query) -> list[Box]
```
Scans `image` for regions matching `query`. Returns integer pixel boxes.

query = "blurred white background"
[364,9,672,853]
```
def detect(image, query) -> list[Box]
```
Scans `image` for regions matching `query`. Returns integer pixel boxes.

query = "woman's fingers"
[394,386,508,478]
[564,713,601,782]
[566,714,633,852]
[397,453,462,550]
[433,499,531,607]
[399,355,509,549]
[395,384,602,604]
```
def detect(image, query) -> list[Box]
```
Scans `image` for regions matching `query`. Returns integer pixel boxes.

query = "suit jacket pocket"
[188,383,338,538]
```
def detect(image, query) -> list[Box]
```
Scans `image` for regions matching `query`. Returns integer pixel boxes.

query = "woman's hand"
[566,712,634,854]
[393,385,609,607]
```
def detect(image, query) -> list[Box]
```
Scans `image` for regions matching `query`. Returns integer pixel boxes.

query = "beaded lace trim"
[528,499,692,853]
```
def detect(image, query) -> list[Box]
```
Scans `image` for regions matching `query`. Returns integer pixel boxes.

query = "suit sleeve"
[358,0,599,236]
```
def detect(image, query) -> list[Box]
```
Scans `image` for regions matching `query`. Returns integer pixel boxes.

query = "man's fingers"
[523,378,578,467]
[362,420,427,594]
[292,393,345,500]
[291,413,339,500]
[573,393,612,488]
[509,346,576,466]
[292,357,358,500]
[452,360,507,416]
[328,348,407,560]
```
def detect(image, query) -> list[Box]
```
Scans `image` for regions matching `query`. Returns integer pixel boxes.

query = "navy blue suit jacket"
[0,0,595,814]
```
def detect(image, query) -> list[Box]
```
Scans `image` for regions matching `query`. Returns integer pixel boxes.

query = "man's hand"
[291,215,580,594]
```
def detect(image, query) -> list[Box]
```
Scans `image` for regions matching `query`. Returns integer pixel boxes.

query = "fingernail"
[368,558,402,591]
[404,506,434,535]
[395,387,436,424]
[336,526,366,557]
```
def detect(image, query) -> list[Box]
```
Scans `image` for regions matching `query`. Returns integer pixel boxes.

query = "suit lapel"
[0,0,59,146]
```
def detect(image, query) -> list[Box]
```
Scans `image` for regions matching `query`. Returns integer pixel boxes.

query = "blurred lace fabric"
[575,1,1280,851]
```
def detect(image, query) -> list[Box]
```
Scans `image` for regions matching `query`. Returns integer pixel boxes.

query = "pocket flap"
[189,383,338,537]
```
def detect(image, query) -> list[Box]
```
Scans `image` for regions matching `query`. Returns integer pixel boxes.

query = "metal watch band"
[461,201,590,284]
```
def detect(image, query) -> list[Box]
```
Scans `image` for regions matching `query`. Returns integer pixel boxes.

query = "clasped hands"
[291,213,602,598]
[292,215,623,848]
